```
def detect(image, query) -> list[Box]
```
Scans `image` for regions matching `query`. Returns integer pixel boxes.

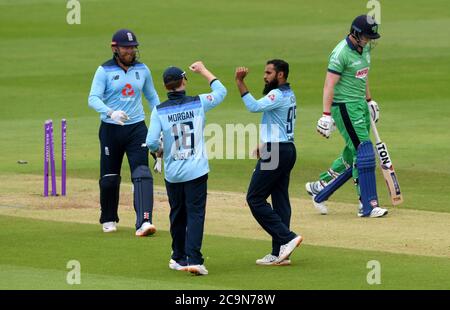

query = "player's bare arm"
[366,76,380,122]
[235,67,249,96]
[189,61,217,83]
[317,72,340,138]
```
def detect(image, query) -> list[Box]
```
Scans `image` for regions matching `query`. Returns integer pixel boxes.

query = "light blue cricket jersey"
[88,58,160,124]
[146,80,227,183]
[242,83,297,143]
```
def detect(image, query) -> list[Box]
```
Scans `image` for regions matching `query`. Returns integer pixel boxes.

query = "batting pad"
[99,174,121,223]
[132,165,154,229]
[356,141,379,216]
[314,167,353,203]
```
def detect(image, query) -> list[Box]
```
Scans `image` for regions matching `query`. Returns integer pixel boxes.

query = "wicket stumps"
[44,121,50,196]
[61,119,67,196]
[43,119,67,197]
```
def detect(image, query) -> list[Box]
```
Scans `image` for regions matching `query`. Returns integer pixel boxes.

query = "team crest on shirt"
[355,67,369,79]
[268,94,276,101]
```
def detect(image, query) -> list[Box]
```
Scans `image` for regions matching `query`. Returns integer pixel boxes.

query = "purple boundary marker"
[61,119,67,196]
[49,120,57,196]
[44,121,51,197]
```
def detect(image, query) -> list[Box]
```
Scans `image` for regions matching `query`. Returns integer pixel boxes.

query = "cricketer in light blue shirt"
[146,80,227,183]
[242,83,297,143]
[88,58,160,123]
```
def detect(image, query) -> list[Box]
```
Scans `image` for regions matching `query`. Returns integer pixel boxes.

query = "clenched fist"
[235,67,249,81]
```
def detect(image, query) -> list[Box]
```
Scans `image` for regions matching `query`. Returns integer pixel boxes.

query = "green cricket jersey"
[327,37,371,104]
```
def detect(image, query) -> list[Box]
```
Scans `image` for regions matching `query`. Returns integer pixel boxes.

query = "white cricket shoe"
[276,236,303,263]
[305,182,328,215]
[169,259,187,271]
[369,207,388,218]
[256,254,291,266]
[187,264,208,276]
[102,221,117,233]
[135,222,156,237]
[358,204,388,218]
[256,254,277,265]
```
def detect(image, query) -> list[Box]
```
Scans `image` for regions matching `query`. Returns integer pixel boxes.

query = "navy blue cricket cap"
[111,29,139,47]
[163,66,187,84]
[350,15,381,39]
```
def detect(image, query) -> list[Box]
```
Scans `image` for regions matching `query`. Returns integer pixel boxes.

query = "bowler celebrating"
[235,59,302,266]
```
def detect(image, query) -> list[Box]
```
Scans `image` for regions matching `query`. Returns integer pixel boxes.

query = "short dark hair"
[267,59,289,79]
[165,79,183,91]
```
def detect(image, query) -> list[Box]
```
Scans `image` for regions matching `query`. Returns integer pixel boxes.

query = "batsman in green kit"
[305,15,388,218]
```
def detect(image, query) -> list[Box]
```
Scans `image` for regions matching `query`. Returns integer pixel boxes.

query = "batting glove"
[110,110,129,126]
[367,100,380,123]
[317,114,335,139]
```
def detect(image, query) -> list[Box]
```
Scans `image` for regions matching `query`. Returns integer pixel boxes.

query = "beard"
[119,53,136,66]
[115,48,139,66]
[263,79,279,95]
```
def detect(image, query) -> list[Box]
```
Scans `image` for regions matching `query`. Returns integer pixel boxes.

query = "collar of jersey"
[167,91,186,100]
[345,36,364,55]
[112,57,137,72]
[346,36,358,51]
[278,83,291,91]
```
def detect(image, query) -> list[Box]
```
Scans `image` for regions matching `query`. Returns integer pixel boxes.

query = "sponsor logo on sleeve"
[206,95,213,102]
[268,94,276,101]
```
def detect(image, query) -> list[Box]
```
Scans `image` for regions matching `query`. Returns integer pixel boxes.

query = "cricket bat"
[369,117,404,206]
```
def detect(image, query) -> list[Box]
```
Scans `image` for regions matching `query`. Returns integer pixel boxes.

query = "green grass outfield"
[1,215,449,290]
[1,0,449,211]
[0,0,449,290]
